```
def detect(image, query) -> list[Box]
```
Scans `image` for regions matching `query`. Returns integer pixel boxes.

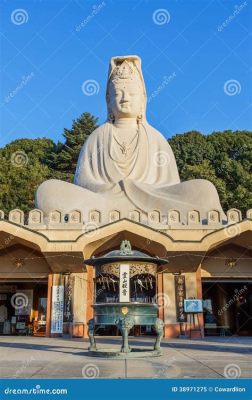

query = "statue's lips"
[120,102,130,107]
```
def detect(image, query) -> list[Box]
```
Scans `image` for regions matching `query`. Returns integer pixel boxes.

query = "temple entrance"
[202,280,252,336]
[0,280,48,336]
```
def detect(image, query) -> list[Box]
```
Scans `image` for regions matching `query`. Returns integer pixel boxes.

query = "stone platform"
[0,336,251,378]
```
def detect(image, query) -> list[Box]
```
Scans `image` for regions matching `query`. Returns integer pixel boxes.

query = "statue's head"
[106,55,147,122]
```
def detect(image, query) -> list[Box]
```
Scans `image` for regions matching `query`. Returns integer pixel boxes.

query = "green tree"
[169,130,252,214]
[48,112,99,181]
[0,138,55,214]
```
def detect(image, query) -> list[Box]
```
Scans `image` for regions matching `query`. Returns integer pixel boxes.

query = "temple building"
[0,55,251,339]
[0,207,251,338]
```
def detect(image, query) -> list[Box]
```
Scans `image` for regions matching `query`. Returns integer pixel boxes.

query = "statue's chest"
[111,129,139,159]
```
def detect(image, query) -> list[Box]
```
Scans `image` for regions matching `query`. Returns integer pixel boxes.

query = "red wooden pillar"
[196,265,204,338]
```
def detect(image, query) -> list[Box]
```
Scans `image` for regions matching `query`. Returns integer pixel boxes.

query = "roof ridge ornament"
[120,240,132,255]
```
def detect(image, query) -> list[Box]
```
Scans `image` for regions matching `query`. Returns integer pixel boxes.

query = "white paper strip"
[51,285,64,333]
[119,264,130,302]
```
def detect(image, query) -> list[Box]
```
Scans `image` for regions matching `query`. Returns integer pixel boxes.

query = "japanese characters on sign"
[174,275,187,323]
[119,264,130,302]
[63,275,73,323]
[51,285,64,333]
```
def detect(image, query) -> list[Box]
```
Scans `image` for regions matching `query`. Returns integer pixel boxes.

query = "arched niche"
[148,210,161,224]
[207,210,220,224]
[109,210,120,223]
[49,210,62,224]
[9,209,24,225]
[129,210,141,223]
[168,209,180,224]
[227,208,242,224]
[28,209,44,225]
[187,210,200,224]
[69,209,82,224]
[89,210,101,224]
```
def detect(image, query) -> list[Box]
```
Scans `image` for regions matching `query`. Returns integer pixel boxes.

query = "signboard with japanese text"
[63,275,73,323]
[51,285,64,333]
[174,275,187,323]
[119,264,130,302]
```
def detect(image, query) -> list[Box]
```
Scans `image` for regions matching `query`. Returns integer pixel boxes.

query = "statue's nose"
[121,91,130,102]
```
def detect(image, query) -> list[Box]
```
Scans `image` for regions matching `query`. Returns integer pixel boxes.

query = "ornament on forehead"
[110,60,139,85]
[107,55,146,95]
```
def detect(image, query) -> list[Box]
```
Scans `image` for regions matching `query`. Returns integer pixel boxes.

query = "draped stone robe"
[36,122,226,223]
[72,122,224,221]
[74,122,179,208]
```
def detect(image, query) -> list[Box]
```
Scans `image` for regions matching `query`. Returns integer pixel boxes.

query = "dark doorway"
[202,280,252,336]
[0,281,48,336]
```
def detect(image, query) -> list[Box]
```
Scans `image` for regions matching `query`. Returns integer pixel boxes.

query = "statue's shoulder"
[144,123,170,145]
[86,123,108,144]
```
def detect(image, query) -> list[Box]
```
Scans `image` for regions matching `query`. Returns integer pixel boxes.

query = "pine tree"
[48,112,99,181]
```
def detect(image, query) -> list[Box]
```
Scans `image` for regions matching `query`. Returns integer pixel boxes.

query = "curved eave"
[84,255,168,266]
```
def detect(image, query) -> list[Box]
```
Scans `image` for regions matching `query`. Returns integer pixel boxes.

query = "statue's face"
[108,81,143,119]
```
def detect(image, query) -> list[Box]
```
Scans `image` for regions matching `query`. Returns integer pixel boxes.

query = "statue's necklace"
[112,125,139,156]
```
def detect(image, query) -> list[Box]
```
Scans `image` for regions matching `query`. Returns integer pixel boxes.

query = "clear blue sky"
[1,0,251,147]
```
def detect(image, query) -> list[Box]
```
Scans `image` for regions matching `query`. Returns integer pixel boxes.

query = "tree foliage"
[168,130,252,213]
[46,112,99,181]
[0,138,55,213]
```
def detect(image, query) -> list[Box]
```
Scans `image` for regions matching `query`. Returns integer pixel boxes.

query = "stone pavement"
[0,336,251,379]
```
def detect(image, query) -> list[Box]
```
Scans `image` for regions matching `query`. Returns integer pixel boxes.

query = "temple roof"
[84,240,168,266]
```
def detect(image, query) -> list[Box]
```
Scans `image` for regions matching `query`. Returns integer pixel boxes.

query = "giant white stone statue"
[36,55,226,223]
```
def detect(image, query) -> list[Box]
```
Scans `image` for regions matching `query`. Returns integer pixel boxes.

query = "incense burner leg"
[88,319,97,351]
[153,318,164,351]
[116,316,134,353]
